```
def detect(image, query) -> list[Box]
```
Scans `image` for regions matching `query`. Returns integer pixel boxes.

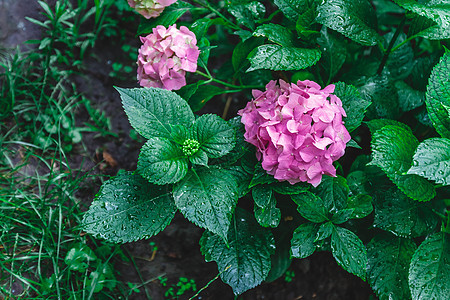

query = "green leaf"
[227,1,265,30]
[366,119,411,135]
[317,27,347,82]
[359,75,400,120]
[316,0,381,46]
[331,226,367,280]
[249,163,277,187]
[189,149,208,166]
[383,32,414,80]
[316,221,333,241]
[65,244,97,272]
[394,0,450,40]
[373,188,440,237]
[274,0,320,21]
[334,82,371,133]
[370,125,436,201]
[271,181,309,195]
[331,209,355,224]
[426,52,450,138]
[137,138,188,185]
[395,81,425,112]
[191,114,236,158]
[290,223,319,258]
[188,84,226,112]
[247,45,321,72]
[199,208,275,295]
[408,138,450,185]
[253,24,294,46]
[409,232,450,300]
[117,87,195,140]
[173,167,238,242]
[82,172,176,243]
[232,37,264,72]
[254,191,281,228]
[313,175,349,212]
[347,194,373,219]
[367,234,416,300]
[291,192,329,223]
[224,166,252,198]
[136,1,193,34]
[296,6,320,38]
[265,223,293,282]
[252,185,273,208]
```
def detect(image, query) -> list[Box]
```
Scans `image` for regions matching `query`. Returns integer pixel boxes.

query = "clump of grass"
[0,0,146,298]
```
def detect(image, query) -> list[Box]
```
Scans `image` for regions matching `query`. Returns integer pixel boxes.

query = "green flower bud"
[182,139,200,156]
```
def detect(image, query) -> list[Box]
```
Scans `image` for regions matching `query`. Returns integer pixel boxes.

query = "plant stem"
[195,70,262,90]
[192,0,240,30]
[377,17,406,75]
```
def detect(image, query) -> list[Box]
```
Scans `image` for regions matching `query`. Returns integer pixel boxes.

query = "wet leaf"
[247,44,321,72]
[347,194,373,219]
[253,187,281,228]
[373,188,439,237]
[313,175,349,212]
[359,75,400,120]
[291,223,319,258]
[137,1,193,34]
[425,52,450,138]
[227,1,265,30]
[200,208,275,295]
[408,138,450,185]
[274,0,320,21]
[395,81,425,112]
[82,172,176,243]
[331,226,367,280]
[317,28,347,82]
[409,232,450,300]
[291,192,329,223]
[316,0,381,46]
[367,234,416,300]
[117,87,194,140]
[173,167,238,242]
[191,114,236,158]
[137,137,188,185]
[253,24,294,46]
[370,125,436,201]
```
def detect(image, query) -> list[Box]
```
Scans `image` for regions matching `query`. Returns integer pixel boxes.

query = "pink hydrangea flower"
[137,25,200,90]
[238,80,351,187]
[128,0,177,19]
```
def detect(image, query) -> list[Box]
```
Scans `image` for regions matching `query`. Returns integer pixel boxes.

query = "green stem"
[192,0,240,30]
[195,70,262,90]
[377,16,407,75]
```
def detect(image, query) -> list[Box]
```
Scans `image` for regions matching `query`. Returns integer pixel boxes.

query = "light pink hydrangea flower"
[137,25,200,91]
[128,0,176,19]
[238,80,351,187]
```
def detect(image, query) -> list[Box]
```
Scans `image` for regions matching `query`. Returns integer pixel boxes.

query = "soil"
[1,1,376,299]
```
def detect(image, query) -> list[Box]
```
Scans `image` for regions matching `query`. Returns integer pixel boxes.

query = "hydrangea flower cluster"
[128,0,176,19]
[137,25,200,90]
[238,80,351,187]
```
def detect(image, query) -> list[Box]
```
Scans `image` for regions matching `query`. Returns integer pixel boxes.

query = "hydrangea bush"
[83,0,450,298]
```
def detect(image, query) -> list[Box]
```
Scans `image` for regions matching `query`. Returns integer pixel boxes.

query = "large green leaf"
[384,32,414,80]
[313,175,349,212]
[317,27,347,83]
[290,223,319,259]
[366,119,411,135]
[347,194,373,219]
[117,87,195,140]
[232,37,264,72]
[395,81,425,112]
[367,234,416,300]
[253,24,294,46]
[199,208,275,295]
[291,192,329,223]
[331,226,367,280]
[408,138,450,185]
[274,0,319,21]
[173,167,238,242]
[227,1,265,30]
[191,114,236,158]
[370,125,436,201]
[254,194,281,228]
[409,232,450,300]
[394,0,450,40]
[137,138,188,185]
[334,82,371,133]
[247,44,321,72]
[83,172,176,243]
[316,0,381,46]
[359,74,400,120]
[373,188,439,237]
[426,52,450,139]
[137,1,193,34]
